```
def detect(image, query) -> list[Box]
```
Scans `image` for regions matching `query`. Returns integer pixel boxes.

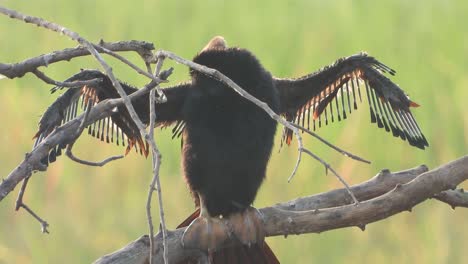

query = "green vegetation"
[0,0,466,263]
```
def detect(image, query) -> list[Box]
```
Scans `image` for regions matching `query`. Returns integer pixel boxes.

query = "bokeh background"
[1,0,467,263]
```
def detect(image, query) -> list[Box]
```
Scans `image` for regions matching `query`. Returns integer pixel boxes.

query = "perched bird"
[33,36,428,263]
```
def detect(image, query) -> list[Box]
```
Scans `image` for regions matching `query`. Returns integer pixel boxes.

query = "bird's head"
[191,36,268,96]
[200,36,228,52]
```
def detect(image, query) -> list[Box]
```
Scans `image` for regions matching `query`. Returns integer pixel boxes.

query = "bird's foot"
[182,215,230,252]
[228,206,265,247]
[181,207,265,252]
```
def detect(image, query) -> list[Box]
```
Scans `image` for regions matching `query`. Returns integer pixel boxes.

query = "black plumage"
[32,36,428,263]
[276,53,428,148]
[182,47,279,216]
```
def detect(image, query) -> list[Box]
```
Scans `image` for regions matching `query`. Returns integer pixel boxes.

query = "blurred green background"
[1,0,467,263]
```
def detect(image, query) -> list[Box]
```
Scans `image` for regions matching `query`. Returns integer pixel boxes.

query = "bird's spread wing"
[33,70,189,165]
[275,53,428,149]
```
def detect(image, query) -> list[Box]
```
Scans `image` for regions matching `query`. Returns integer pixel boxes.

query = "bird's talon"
[182,216,230,251]
[229,207,265,246]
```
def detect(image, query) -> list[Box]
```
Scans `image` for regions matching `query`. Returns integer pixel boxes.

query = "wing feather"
[34,69,189,165]
[275,53,428,149]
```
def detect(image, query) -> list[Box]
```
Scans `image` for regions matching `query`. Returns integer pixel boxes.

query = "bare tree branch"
[276,165,429,210]
[15,176,49,233]
[146,56,169,264]
[0,39,154,79]
[94,156,468,264]
[16,202,50,233]
[434,189,468,209]
[300,147,359,203]
[93,45,163,84]
[32,69,103,88]
[289,122,371,164]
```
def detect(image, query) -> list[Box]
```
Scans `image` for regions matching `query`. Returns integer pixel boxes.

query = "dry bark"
[95,156,468,264]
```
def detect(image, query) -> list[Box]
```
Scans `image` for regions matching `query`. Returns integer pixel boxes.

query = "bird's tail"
[177,209,280,264]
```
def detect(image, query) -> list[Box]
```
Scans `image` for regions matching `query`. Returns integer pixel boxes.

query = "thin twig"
[301,148,359,204]
[93,45,166,91]
[15,177,30,211]
[67,151,124,167]
[14,150,48,233]
[78,101,93,132]
[19,203,50,233]
[289,122,371,164]
[32,69,102,88]
[146,56,168,264]
[288,131,303,183]
[93,44,170,101]
[15,176,50,233]
[65,98,124,166]
[145,62,153,75]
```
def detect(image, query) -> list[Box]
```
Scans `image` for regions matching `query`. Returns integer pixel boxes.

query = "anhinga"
[33,36,428,263]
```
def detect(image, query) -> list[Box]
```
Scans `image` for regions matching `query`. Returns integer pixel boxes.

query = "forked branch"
[94,156,468,264]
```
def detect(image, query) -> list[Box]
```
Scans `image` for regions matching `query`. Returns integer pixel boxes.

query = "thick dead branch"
[434,189,468,209]
[277,165,430,210]
[94,156,468,264]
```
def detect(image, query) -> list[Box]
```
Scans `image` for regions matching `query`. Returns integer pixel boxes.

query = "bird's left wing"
[275,53,428,149]
[33,70,189,165]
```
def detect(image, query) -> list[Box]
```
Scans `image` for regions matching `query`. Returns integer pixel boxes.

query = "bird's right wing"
[33,70,189,165]
[275,53,428,149]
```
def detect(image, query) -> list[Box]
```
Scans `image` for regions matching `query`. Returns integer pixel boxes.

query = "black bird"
[33,36,428,263]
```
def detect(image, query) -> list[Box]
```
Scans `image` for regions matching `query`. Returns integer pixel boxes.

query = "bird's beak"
[201,36,227,52]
